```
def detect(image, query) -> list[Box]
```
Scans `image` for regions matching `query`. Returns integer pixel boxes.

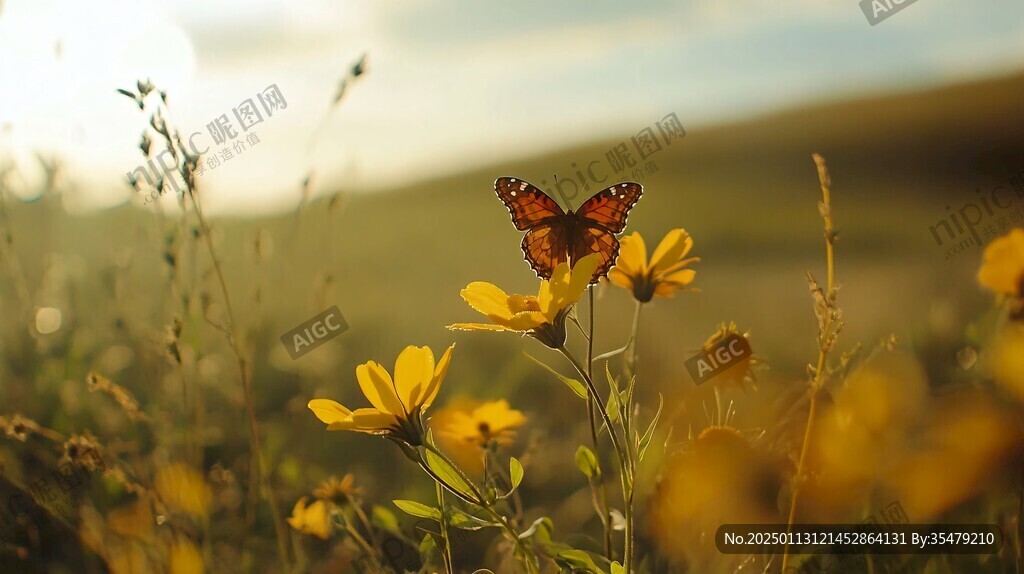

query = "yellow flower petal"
[616,232,648,275]
[447,323,512,331]
[356,361,404,415]
[544,268,571,314]
[565,253,601,302]
[537,278,554,316]
[608,267,634,290]
[350,408,398,430]
[395,345,434,410]
[326,419,365,431]
[473,400,526,432]
[461,282,514,320]
[307,399,353,425]
[658,257,700,278]
[649,229,692,274]
[422,344,455,409]
[154,464,212,520]
[661,268,697,287]
[506,310,547,331]
[287,497,332,540]
[978,228,1024,296]
[169,537,204,574]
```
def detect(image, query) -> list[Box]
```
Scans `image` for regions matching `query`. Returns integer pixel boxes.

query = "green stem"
[420,444,538,574]
[587,288,615,561]
[436,481,454,574]
[557,347,633,573]
[340,512,386,573]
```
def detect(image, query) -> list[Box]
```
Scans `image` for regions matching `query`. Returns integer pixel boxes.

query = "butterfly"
[494,177,642,284]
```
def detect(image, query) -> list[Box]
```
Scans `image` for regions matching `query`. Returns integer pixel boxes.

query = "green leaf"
[519,516,573,556]
[419,532,441,564]
[518,516,551,540]
[447,507,496,530]
[371,505,401,535]
[637,393,665,462]
[604,363,623,423]
[424,446,476,500]
[509,457,524,491]
[555,549,607,574]
[593,341,631,362]
[574,445,599,478]
[611,562,624,574]
[393,499,441,521]
[524,352,588,400]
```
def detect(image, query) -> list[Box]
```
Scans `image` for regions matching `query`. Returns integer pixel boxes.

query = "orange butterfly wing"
[571,182,643,283]
[522,224,570,280]
[494,177,563,230]
[575,182,642,234]
[495,177,569,279]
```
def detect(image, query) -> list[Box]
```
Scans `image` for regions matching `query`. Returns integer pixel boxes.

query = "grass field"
[2,70,1024,572]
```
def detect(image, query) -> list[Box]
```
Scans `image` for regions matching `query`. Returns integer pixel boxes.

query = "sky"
[0,0,1023,214]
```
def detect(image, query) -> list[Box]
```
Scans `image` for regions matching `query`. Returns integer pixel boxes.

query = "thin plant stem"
[186,185,291,572]
[340,513,386,573]
[135,91,292,571]
[586,287,615,560]
[1018,460,1024,574]
[436,481,455,574]
[557,346,633,573]
[420,444,538,574]
[627,300,642,376]
[781,154,840,571]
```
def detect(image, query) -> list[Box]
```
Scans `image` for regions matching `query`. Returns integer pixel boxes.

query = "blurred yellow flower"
[449,253,600,348]
[889,395,1022,520]
[978,227,1024,298]
[169,538,204,574]
[435,399,527,449]
[308,344,454,446]
[803,352,927,521]
[649,425,784,566]
[609,230,699,303]
[154,463,213,521]
[313,473,362,502]
[106,498,155,540]
[991,326,1024,402]
[697,323,755,390]
[287,497,332,540]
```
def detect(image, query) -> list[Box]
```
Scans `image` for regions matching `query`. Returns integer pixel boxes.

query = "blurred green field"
[3,70,1024,572]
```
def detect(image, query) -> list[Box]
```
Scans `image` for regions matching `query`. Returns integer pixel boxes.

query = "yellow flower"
[435,399,527,449]
[649,425,784,565]
[313,473,362,502]
[287,497,332,540]
[169,537,204,574]
[978,228,1024,298]
[992,326,1024,402]
[609,229,699,303]
[307,344,455,446]
[449,253,600,348]
[154,463,213,521]
[695,323,755,391]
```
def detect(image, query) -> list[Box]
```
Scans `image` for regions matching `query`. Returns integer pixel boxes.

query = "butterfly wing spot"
[510,191,517,196]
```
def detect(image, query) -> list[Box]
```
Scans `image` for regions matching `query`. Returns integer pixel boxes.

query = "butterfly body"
[494,177,642,283]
